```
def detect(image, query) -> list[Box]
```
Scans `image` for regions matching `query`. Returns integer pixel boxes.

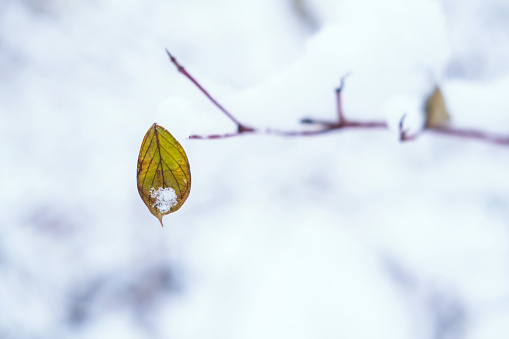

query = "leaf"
[137,123,191,226]
[425,86,450,128]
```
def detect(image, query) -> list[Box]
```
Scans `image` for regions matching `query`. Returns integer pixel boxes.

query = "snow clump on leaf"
[150,187,178,213]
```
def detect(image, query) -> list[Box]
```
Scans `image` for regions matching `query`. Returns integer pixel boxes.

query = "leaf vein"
[160,157,182,196]
[159,134,189,165]
[138,132,156,173]
[140,141,157,191]
[158,143,190,182]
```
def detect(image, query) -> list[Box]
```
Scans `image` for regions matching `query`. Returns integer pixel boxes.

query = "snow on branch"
[165,49,509,146]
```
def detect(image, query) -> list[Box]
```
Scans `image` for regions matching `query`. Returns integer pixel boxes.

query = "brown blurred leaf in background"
[425,86,450,128]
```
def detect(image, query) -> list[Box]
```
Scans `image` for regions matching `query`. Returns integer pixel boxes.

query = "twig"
[166,49,509,146]
[427,126,509,145]
[399,114,418,142]
[336,73,351,124]
[165,49,254,134]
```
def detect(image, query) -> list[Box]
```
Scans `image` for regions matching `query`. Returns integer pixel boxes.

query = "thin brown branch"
[166,49,509,146]
[189,120,387,139]
[428,126,509,145]
[165,49,254,133]
[189,131,256,139]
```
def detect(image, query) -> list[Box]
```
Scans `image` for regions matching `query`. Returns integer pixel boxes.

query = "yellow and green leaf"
[137,123,191,226]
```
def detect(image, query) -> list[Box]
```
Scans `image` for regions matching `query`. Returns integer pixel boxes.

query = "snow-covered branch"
[166,50,509,146]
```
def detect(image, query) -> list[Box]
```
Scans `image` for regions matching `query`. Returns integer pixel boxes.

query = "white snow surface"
[1,0,509,338]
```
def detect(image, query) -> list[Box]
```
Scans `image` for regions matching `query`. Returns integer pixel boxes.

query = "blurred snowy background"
[2,0,509,338]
